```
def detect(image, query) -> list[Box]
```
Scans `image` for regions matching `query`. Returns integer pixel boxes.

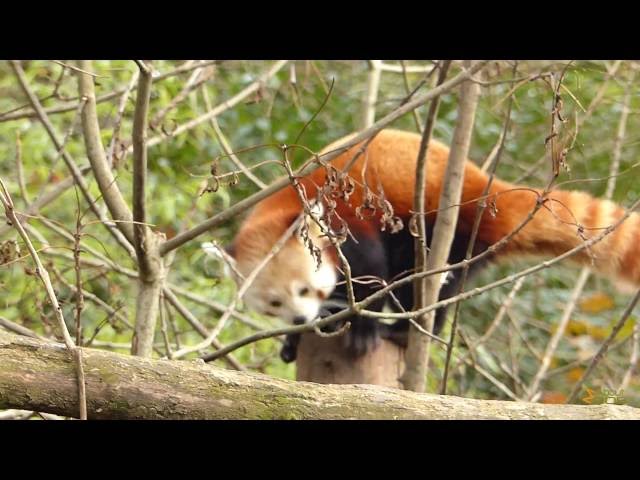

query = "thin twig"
[73,190,84,345]
[137,60,289,153]
[149,64,215,131]
[201,87,266,189]
[159,61,490,256]
[170,214,303,359]
[53,60,102,78]
[527,267,591,400]
[361,60,382,129]
[452,277,526,372]
[9,61,135,257]
[412,60,451,324]
[106,68,140,168]
[566,288,640,404]
[619,321,639,392]
[605,70,635,199]
[441,64,515,394]
[403,60,480,393]
[159,291,173,359]
[0,316,48,340]
[358,195,640,321]
[14,132,29,205]
[161,287,245,370]
[378,62,438,73]
[0,177,87,420]
[399,60,424,132]
[0,167,90,237]
[0,60,220,123]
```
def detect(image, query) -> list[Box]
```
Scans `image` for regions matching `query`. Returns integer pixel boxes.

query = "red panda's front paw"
[280,333,301,363]
[280,346,297,363]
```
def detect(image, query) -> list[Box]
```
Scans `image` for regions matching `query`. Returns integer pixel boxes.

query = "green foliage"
[1,60,639,405]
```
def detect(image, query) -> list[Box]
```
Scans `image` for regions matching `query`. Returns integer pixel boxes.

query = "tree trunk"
[2,330,638,420]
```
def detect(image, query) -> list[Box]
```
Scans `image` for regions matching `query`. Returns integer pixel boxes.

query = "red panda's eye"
[270,300,282,308]
[317,289,327,300]
[299,287,310,296]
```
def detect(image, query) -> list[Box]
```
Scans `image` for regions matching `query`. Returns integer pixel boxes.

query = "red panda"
[222,129,640,363]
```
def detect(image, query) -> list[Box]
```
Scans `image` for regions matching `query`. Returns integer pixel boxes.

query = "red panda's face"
[236,236,337,325]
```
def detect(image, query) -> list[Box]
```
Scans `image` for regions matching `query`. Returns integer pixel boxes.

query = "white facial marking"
[239,245,337,325]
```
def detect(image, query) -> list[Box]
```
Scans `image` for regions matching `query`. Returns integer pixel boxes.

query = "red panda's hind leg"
[380,226,495,345]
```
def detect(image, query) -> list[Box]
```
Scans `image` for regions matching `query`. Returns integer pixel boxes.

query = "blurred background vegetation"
[0,60,638,407]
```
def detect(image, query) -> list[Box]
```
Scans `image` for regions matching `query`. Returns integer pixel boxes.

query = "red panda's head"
[205,206,337,325]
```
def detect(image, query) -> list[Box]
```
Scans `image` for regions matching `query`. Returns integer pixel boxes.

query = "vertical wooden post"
[295,334,405,388]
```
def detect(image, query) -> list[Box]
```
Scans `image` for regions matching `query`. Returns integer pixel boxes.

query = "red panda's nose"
[293,316,306,325]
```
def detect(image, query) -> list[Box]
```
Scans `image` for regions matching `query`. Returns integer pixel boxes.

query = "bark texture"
[1,331,639,420]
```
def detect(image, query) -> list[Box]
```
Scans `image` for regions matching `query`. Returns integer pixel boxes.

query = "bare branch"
[0,177,86,419]
[76,60,135,243]
[161,287,245,371]
[399,60,424,132]
[170,215,302,359]
[402,60,481,392]
[0,168,91,237]
[135,60,289,153]
[130,60,166,358]
[526,70,634,401]
[409,59,450,383]
[527,267,591,399]
[379,62,437,73]
[566,287,640,404]
[3,330,640,419]
[106,68,140,168]
[605,70,635,199]
[159,61,490,256]
[620,321,639,392]
[0,316,48,340]
[201,87,266,189]
[442,62,516,394]
[9,60,135,257]
[0,60,221,123]
[131,60,154,273]
[358,195,640,322]
[361,60,382,128]
[53,60,102,78]
[149,63,215,131]
[14,132,29,205]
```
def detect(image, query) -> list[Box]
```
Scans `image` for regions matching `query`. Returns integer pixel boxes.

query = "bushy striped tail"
[478,180,640,289]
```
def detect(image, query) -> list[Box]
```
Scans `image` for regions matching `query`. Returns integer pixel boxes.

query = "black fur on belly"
[279,223,493,363]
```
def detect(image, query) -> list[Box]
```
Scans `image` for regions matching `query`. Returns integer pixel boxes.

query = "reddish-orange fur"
[234,129,639,288]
